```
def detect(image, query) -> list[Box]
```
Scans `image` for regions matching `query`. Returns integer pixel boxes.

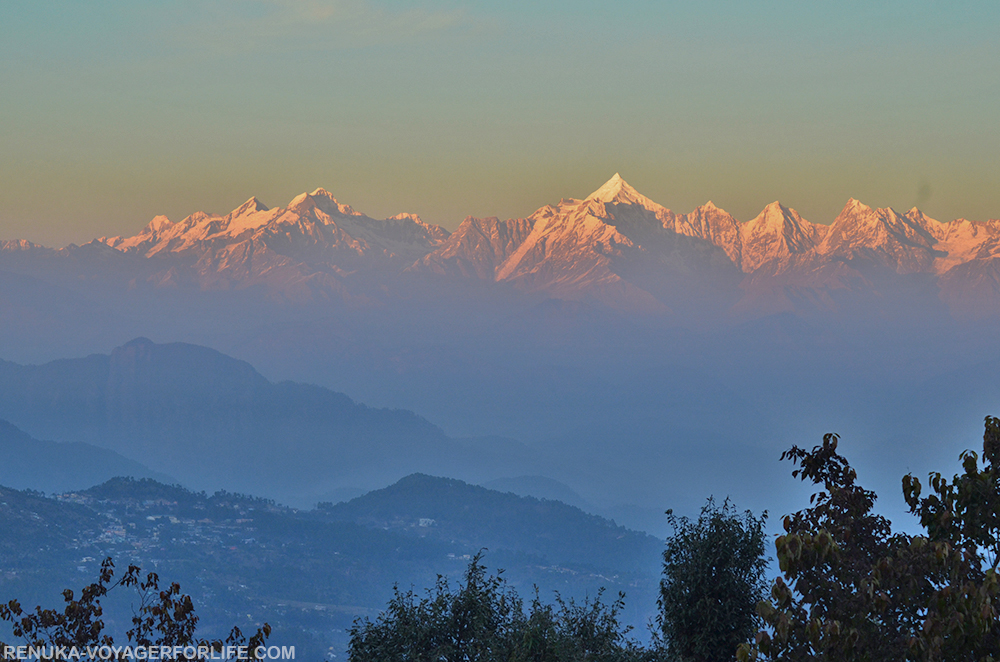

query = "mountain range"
[5,174,1000,317]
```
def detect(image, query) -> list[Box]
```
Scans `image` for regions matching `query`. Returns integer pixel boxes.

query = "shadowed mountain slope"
[0,419,169,494]
[320,473,662,573]
[0,339,535,506]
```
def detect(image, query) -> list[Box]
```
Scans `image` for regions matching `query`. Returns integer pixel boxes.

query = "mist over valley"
[2,175,999,656]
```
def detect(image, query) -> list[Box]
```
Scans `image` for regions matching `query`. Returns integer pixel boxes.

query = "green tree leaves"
[741,417,1000,662]
[347,551,657,662]
[659,498,768,662]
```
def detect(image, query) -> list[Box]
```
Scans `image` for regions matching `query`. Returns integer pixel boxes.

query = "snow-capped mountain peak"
[738,201,824,272]
[232,196,269,217]
[18,177,1000,317]
[288,192,311,208]
[286,188,361,219]
[585,173,658,210]
[843,198,873,214]
[817,198,941,273]
[0,239,46,253]
[308,187,346,208]
[142,215,175,235]
[90,186,451,284]
[586,173,625,200]
[754,201,788,227]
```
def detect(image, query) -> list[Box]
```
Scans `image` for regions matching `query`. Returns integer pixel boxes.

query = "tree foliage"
[901,416,1000,660]
[348,552,660,662]
[739,418,1000,662]
[0,558,270,659]
[659,497,768,662]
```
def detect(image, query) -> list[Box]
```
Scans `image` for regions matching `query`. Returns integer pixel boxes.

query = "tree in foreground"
[348,551,661,662]
[739,417,1000,661]
[658,497,768,662]
[0,558,270,660]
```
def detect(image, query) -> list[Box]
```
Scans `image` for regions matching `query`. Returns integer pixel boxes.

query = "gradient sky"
[2,0,999,246]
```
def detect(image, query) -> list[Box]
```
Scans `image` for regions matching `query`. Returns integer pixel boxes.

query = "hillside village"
[0,477,662,659]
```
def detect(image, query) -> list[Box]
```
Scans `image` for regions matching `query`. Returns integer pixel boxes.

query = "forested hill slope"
[0,475,663,656]
[320,473,662,573]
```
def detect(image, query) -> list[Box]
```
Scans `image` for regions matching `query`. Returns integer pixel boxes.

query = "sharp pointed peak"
[837,198,875,219]
[288,191,312,207]
[233,196,269,216]
[749,202,793,228]
[906,206,943,226]
[587,173,634,201]
[691,200,731,216]
[585,173,660,209]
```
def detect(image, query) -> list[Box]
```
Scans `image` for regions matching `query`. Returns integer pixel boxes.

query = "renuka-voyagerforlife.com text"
[0,645,296,661]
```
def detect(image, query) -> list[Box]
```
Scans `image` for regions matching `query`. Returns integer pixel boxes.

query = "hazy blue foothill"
[0,419,171,493]
[0,329,997,538]
[318,473,661,574]
[481,475,594,511]
[0,338,541,509]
